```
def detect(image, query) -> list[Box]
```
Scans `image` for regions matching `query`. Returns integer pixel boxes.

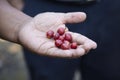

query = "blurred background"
[0,39,29,80]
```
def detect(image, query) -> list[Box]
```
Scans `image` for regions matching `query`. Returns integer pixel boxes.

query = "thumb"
[63,12,86,24]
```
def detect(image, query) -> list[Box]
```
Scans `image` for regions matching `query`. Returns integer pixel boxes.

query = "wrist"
[16,15,33,44]
[0,0,33,44]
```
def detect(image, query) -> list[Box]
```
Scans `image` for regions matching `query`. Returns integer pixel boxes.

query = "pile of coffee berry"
[46,27,78,50]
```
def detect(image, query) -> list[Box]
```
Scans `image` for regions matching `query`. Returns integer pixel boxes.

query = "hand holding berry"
[18,12,97,58]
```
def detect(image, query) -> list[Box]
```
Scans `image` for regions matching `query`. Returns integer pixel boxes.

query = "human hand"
[18,12,97,58]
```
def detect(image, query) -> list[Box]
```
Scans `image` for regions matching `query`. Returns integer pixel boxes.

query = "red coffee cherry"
[57,27,65,35]
[54,33,60,40]
[64,33,72,42]
[58,35,65,41]
[61,40,70,50]
[55,40,63,47]
[46,27,78,50]
[71,42,77,49]
[46,30,54,39]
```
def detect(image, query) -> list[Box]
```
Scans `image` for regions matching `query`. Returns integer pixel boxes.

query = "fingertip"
[64,12,87,23]
[79,12,87,22]
[72,12,87,22]
[92,42,97,49]
[71,12,87,22]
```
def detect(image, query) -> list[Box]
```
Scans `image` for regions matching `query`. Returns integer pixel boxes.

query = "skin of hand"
[17,12,97,58]
[7,0,24,10]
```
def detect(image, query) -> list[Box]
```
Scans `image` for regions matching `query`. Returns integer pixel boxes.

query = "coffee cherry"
[71,42,77,49]
[46,30,54,39]
[58,35,65,41]
[46,27,79,50]
[57,27,65,35]
[61,40,70,50]
[64,33,72,42]
[55,40,63,47]
[54,33,60,40]
[63,40,70,45]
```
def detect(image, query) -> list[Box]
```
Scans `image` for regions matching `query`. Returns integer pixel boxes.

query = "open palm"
[18,12,97,58]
